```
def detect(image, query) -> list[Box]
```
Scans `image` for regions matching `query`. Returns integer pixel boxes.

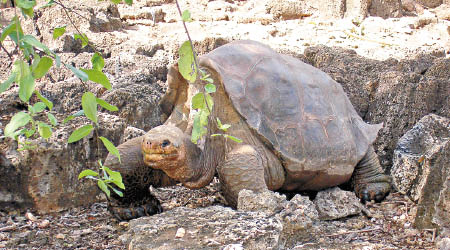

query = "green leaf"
[13,60,35,102]
[47,113,58,126]
[0,72,16,93]
[33,56,53,79]
[191,111,207,144]
[97,180,111,198]
[35,90,53,111]
[74,33,88,48]
[78,169,99,179]
[110,0,120,4]
[24,128,35,138]
[21,35,50,53]
[224,134,243,143]
[216,118,231,132]
[192,92,205,109]
[16,0,36,9]
[178,41,197,83]
[205,83,216,94]
[21,7,34,18]
[30,102,47,113]
[68,124,93,143]
[205,93,213,111]
[65,64,88,81]
[91,53,105,71]
[96,98,118,111]
[110,186,123,197]
[31,53,40,71]
[81,69,111,90]
[99,137,121,163]
[19,73,35,103]
[182,10,192,22]
[5,112,31,138]
[102,166,125,189]
[41,0,55,8]
[38,122,52,139]
[1,17,21,42]
[82,92,98,124]
[124,0,132,5]
[63,110,84,123]
[2,17,24,45]
[52,26,66,40]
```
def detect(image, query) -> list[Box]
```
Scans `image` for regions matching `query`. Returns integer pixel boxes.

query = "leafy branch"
[175,0,241,144]
[0,0,132,198]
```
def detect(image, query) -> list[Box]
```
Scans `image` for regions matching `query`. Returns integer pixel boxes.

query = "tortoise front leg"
[217,145,269,208]
[352,146,392,203]
[104,136,176,220]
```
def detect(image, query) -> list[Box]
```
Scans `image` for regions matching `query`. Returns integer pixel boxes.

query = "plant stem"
[174,0,200,78]
[56,0,99,54]
[175,0,216,124]
[52,0,90,22]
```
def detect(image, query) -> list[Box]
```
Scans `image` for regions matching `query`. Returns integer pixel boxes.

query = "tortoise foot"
[355,182,391,203]
[108,199,162,221]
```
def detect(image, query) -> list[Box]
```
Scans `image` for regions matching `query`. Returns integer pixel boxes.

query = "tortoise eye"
[161,140,170,147]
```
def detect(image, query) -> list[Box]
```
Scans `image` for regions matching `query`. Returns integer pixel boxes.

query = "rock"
[433,4,450,20]
[314,187,363,220]
[89,11,123,32]
[123,206,283,249]
[277,194,319,232]
[0,113,126,213]
[414,10,438,28]
[265,0,317,20]
[391,114,449,236]
[369,0,402,18]
[416,0,444,8]
[237,190,287,214]
[437,237,450,250]
[345,0,372,19]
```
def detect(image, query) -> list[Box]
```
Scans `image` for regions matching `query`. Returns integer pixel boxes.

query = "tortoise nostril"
[161,140,170,147]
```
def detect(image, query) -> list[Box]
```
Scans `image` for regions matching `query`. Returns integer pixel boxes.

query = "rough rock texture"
[391,114,450,237]
[416,0,444,7]
[122,206,283,250]
[0,113,126,212]
[314,187,363,220]
[237,190,287,214]
[277,194,319,232]
[369,0,403,18]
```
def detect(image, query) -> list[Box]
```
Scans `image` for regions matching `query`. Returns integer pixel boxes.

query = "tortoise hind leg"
[104,136,175,220]
[217,145,268,208]
[352,146,392,203]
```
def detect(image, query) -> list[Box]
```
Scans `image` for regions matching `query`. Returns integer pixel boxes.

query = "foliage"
[174,3,241,144]
[0,0,126,197]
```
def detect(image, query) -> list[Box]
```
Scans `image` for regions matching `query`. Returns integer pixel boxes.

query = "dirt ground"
[0,179,438,249]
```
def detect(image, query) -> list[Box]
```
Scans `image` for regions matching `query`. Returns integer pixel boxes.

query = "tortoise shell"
[199,40,382,175]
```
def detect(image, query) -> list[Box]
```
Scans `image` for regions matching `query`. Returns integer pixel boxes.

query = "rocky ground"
[0,0,449,249]
[0,180,439,249]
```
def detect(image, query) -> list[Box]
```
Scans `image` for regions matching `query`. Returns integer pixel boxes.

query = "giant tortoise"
[105,40,391,220]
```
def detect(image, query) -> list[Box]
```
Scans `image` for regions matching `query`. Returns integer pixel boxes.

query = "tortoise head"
[141,125,192,180]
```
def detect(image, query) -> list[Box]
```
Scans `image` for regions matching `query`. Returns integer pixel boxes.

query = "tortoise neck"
[180,136,218,189]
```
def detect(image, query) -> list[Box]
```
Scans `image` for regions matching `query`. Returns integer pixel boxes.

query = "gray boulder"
[123,206,283,250]
[314,187,363,220]
[392,114,449,237]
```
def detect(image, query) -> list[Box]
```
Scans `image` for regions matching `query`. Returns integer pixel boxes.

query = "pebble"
[223,244,244,250]
[175,228,185,238]
[38,220,50,228]
[25,212,38,222]
[55,233,65,239]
